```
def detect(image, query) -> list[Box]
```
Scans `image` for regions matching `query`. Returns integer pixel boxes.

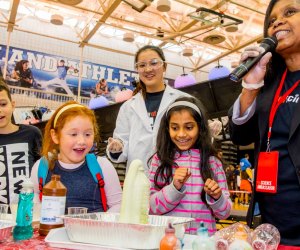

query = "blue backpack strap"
[86,154,104,182]
[86,154,107,211]
[37,157,49,201]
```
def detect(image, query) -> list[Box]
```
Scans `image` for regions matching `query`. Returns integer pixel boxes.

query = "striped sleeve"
[149,154,185,215]
[206,156,232,219]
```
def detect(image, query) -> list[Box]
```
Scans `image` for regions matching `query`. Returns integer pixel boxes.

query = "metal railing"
[8,86,90,109]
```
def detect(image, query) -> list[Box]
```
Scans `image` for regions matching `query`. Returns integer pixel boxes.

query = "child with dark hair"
[149,96,231,235]
[0,81,42,205]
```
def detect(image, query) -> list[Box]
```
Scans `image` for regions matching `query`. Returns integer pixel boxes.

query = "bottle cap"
[197,221,208,236]
[51,175,61,181]
[22,177,34,189]
[165,222,175,233]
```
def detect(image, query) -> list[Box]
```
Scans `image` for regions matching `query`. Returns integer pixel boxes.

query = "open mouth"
[274,30,290,40]
[73,148,86,153]
[176,139,191,146]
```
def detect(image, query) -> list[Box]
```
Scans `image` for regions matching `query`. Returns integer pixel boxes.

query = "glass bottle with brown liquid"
[39,174,67,236]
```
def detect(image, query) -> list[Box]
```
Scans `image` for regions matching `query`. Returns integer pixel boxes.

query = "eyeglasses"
[135,59,164,72]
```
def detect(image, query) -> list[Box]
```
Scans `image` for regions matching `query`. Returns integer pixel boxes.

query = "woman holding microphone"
[229,0,300,246]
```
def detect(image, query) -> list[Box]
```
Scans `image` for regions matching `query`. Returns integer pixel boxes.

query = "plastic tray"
[62,212,194,249]
[45,227,197,250]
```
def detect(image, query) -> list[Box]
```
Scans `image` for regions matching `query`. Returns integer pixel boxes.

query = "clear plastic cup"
[67,207,88,215]
[0,204,9,220]
[251,223,280,250]
[9,203,18,222]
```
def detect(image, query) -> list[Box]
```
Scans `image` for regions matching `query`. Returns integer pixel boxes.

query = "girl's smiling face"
[136,49,166,92]
[169,110,199,151]
[51,115,95,164]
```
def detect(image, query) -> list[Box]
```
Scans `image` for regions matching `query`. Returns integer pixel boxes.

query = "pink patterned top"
[149,149,232,235]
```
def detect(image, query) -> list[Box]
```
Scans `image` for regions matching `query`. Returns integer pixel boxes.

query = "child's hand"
[204,178,222,200]
[173,168,191,191]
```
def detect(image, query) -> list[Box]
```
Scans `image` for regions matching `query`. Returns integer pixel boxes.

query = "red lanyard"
[267,69,300,150]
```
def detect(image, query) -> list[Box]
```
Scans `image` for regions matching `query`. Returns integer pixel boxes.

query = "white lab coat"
[107,85,189,175]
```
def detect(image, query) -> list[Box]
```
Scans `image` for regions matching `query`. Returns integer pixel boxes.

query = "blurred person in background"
[0,81,42,206]
[96,78,109,96]
[12,60,34,88]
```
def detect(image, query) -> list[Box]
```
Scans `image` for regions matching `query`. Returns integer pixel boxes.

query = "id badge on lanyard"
[256,151,279,193]
[256,69,300,194]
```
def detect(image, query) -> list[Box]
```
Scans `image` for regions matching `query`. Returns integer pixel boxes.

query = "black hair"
[14,60,29,72]
[149,96,217,191]
[263,0,286,86]
[134,45,166,64]
[60,59,65,63]
[133,45,166,98]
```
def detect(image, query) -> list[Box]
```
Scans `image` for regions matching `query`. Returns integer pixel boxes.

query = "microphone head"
[261,36,278,51]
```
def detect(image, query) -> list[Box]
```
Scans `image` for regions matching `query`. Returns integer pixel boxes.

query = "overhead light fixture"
[50,14,64,25]
[188,7,243,27]
[89,96,109,109]
[122,0,154,13]
[174,68,197,88]
[123,32,135,42]
[182,48,193,57]
[203,32,225,45]
[157,0,171,12]
[225,24,238,32]
[58,0,83,5]
[156,27,164,38]
[208,62,230,80]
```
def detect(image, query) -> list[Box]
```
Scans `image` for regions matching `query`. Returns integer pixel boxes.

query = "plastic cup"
[0,204,9,220]
[67,207,88,215]
[9,203,18,222]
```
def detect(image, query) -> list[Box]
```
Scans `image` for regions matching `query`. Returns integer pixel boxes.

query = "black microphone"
[229,36,278,82]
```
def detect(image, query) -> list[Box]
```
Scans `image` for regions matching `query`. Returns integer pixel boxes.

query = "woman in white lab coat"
[106,45,189,174]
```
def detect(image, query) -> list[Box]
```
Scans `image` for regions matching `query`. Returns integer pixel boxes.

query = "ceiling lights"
[182,48,193,57]
[225,24,238,32]
[208,65,230,80]
[188,7,243,28]
[174,74,196,88]
[174,67,196,88]
[50,14,64,25]
[58,0,83,5]
[122,0,154,13]
[156,27,164,38]
[157,0,171,12]
[203,33,225,45]
[123,32,135,42]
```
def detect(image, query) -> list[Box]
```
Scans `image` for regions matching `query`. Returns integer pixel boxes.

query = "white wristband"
[242,80,264,90]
